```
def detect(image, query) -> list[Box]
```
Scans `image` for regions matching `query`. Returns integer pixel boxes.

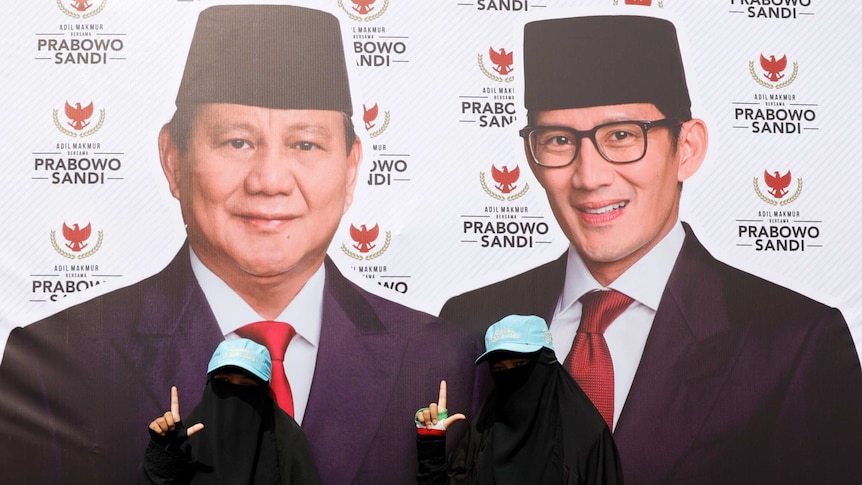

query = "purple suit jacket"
[441,223,862,484]
[0,245,486,484]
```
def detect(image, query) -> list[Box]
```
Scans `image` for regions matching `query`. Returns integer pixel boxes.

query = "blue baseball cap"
[207,338,272,383]
[475,315,554,364]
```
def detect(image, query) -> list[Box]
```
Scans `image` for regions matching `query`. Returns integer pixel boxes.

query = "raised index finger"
[171,386,181,421]
[438,380,447,411]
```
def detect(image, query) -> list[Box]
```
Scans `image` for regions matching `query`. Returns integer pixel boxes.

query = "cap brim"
[475,343,544,365]
[207,365,267,385]
[207,356,270,383]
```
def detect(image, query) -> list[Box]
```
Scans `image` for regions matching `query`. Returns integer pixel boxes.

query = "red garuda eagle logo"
[352,0,376,15]
[764,170,792,198]
[363,104,379,131]
[489,47,514,76]
[760,54,787,83]
[63,222,91,252]
[350,224,379,253]
[70,0,92,12]
[492,164,520,194]
[65,101,94,131]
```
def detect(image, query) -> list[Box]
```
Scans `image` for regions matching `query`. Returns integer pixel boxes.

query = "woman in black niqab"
[479,348,621,484]
[181,369,282,484]
[416,315,623,485]
[138,340,320,485]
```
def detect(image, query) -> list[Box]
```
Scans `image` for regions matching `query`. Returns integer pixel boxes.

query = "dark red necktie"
[565,290,634,429]
[235,321,296,417]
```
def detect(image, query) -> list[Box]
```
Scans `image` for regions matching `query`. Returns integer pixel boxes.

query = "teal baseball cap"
[207,338,272,383]
[475,315,554,364]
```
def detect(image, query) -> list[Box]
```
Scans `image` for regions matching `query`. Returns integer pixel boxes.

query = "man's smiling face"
[162,103,361,288]
[528,102,705,285]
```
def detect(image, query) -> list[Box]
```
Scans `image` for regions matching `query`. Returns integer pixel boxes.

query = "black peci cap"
[176,5,353,115]
[523,15,690,119]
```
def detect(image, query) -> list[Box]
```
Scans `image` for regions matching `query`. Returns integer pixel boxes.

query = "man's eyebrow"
[202,120,260,137]
[536,114,653,129]
[283,123,335,137]
[202,121,335,137]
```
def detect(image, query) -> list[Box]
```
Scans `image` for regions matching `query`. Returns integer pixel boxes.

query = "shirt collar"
[558,221,685,314]
[189,247,324,348]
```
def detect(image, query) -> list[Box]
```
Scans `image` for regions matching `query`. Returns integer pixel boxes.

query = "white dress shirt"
[550,222,685,430]
[189,248,323,425]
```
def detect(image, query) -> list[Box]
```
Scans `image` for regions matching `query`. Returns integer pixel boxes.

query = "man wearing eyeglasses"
[441,15,862,484]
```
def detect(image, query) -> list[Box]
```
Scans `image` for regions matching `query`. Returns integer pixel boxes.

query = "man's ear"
[676,118,708,183]
[342,135,363,214]
[158,125,183,200]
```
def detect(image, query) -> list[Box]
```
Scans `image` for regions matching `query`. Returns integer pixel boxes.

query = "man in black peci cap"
[0,5,484,484]
[441,15,862,484]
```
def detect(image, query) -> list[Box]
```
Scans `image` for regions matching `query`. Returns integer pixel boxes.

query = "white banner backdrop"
[2,0,858,358]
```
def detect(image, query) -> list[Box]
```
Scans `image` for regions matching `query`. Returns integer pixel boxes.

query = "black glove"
[148,420,190,455]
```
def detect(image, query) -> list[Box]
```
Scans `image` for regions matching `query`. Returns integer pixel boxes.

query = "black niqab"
[474,349,623,484]
[181,378,281,484]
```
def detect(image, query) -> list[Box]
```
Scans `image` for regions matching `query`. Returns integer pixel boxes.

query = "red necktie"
[235,321,296,417]
[565,290,633,429]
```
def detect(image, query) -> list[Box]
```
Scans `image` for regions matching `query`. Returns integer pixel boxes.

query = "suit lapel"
[302,259,405,485]
[109,246,224,411]
[536,252,568,324]
[614,226,743,482]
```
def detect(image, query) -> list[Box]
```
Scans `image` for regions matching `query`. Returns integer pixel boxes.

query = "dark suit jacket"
[0,245,487,485]
[441,223,862,484]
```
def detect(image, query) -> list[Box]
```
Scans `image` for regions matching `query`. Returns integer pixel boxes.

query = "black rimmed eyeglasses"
[519,119,680,167]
